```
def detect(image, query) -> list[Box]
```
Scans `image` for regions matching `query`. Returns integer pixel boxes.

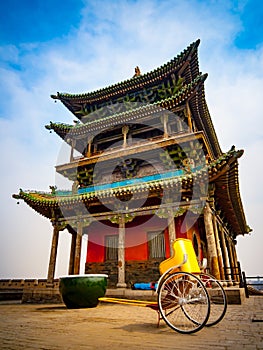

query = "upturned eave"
[50,39,201,116]
[12,147,250,236]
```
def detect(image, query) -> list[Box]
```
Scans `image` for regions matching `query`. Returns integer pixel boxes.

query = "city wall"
[0,278,247,304]
[0,279,62,303]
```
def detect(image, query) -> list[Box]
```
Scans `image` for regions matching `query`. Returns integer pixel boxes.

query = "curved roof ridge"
[46,73,207,137]
[51,39,200,102]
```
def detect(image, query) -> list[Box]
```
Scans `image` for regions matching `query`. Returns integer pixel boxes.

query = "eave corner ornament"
[133,66,141,77]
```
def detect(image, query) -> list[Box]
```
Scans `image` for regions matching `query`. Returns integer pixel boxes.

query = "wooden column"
[186,102,193,132]
[68,232,77,275]
[203,203,220,279]
[87,139,92,158]
[232,241,240,284]
[167,210,176,256]
[70,139,76,162]
[218,226,233,285]
[81,234,88,274]
[122,125,129,148]
[117,215,127,288]
[177,114,183,132]
[47,225,59,286]
[227,239,237,285]
[212,216,225,281]
[73,221,83,275]
[93,141,97,154]
[162,114,169,138]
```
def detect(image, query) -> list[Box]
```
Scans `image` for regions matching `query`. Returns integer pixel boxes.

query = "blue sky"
[0,0,263,279]
[1,0,263,49]
[0,0,83,44]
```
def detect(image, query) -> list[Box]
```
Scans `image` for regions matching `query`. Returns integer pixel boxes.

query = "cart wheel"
[199,273,227,326]
[158,271,210,334]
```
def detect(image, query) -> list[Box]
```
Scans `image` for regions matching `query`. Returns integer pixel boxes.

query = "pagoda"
[13,40,251,289]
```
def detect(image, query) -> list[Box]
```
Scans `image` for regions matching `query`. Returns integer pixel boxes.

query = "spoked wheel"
[199,273,227,326]
[157,272,210,334]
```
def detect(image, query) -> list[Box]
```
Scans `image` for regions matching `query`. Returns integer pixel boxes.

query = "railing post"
[237,262,242,287]
[242,271,249,298]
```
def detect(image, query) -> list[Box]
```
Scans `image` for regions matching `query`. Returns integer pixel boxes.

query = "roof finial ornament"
[133,66,141,77]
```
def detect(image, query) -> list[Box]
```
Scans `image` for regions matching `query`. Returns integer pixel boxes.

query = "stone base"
[0,289,23,301]
[224,287,246,304]
[106,288,157,301]
[22,287,62,304]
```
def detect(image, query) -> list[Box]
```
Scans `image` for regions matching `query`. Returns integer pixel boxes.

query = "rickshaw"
[99,238,227,334]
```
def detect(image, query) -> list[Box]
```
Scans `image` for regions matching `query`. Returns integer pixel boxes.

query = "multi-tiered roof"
[13,40,251,237]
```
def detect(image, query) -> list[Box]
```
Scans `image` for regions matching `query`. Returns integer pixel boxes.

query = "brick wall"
[85,259,162,287]
[0,279,61,303]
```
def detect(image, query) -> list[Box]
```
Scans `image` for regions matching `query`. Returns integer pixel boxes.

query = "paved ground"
[0,296,262,350]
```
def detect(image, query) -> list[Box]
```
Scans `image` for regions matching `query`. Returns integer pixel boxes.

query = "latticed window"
[105,235,118,260]
[148,231,166,259]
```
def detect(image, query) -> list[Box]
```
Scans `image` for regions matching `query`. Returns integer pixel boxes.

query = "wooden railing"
[241,272,263,298]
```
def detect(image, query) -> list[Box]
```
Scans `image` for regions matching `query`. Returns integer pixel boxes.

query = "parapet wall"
[0,279,62,303]
[0,278,246,304]
[0,278,59,289]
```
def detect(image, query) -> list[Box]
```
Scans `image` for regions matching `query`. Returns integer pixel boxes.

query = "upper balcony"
[56,129,212,188]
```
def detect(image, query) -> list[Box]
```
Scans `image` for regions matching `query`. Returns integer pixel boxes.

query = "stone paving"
[0,296,262,350]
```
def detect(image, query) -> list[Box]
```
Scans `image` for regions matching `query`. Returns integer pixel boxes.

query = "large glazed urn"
[59,274,108,308]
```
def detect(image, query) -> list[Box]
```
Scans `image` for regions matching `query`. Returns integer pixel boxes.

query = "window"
[148,231,166,259]
[105,235,118,260]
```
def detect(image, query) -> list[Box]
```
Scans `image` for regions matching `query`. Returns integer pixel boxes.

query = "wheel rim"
[158,272,210,334]
[200,273,227,326]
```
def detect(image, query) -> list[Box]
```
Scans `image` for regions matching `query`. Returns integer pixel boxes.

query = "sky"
[0,0,263,280]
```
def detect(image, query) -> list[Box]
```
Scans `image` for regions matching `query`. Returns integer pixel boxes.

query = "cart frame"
[99,238,227,334]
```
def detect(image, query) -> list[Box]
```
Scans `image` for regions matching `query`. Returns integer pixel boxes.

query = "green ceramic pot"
[59,274,108,309]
